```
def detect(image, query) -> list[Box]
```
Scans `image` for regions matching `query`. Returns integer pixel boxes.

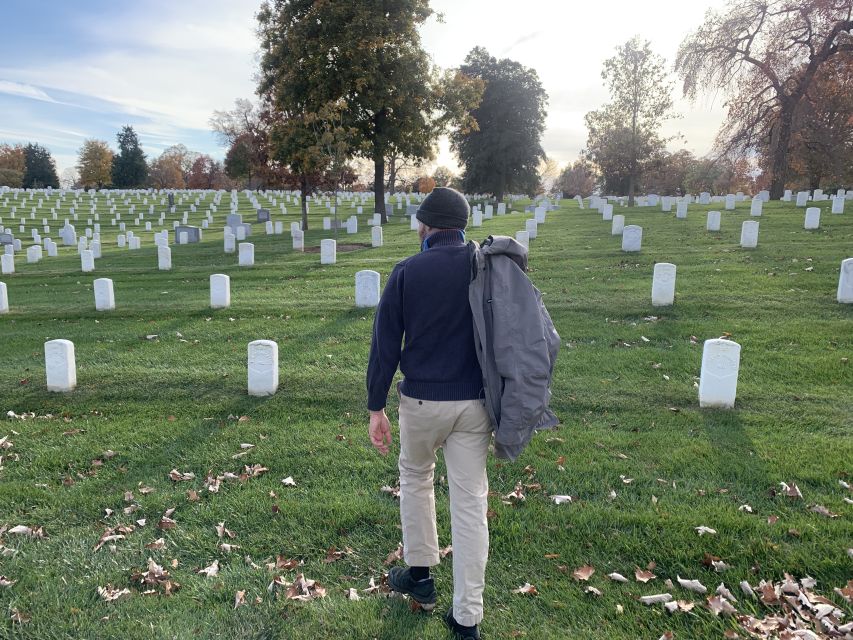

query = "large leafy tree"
[256,0,481,223]
[584,37,676,204]
[23,143,59,188]
[556,159,597,198]
[675,0,853,199]
[76,139,113,189]
[0,143,25,188]
[111,126,147,188]
[451,47,547,202]
[787,53,853,189]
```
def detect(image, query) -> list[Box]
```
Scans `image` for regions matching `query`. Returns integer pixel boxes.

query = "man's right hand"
[369,409,393,456]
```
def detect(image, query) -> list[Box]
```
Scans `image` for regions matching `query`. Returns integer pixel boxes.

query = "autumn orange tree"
[787,53,853,188]
[676,0,853,198]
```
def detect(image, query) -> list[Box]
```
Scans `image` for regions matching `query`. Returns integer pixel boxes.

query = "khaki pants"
[397,392,492,627]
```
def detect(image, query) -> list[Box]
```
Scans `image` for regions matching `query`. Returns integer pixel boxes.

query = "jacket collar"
[422,229,465,251]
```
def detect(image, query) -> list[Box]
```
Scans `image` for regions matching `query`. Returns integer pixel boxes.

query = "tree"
[147,153,184,189]
[160,144,200,186]
[585,37,676,204]
[256,1,482,223]
[787,53,853,189]
[675,0,853,199]
[538,156,561,194]
[414,176,436,193]
[187,155,229,189]
[642,149,696,195]
[60,167,80,190]
[432,166,455,187]
[556,159,597,198]
[76,139,113,189]
[22,143,59,188]
[211,99,278,188]
[111,126,147,188]
[451,47,547,202]
[0,143,25,188]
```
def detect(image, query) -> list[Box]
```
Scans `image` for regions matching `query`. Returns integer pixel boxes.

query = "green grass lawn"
[0,193,851,639]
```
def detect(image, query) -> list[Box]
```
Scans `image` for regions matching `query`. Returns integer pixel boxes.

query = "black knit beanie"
[415,187,470,229]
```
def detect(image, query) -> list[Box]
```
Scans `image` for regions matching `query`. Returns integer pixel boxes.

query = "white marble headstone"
[832,197,845,214]
[45,339,76,392]
[611,215,625,235]
[740,221,759,248]
[292,230,304,252]
[371,226,383,247]
[321,239,336,265]
[515,230,529,249]
[676,201,688,219]
[698,339,741,409]
[238,242,254,266]
[725,194,735,210]
[355,270,380,308]
[749,198,762,216]
[210,274,230,309]
[525,218,538,239]
[224,232,236,253]
[651,263,676,307]
[247,340,279,396]
[804,207,820,229]
[796,191,809,207]
[0,281,7,314]
[472,211,483,227]
[621,225,642,252]
[158,245,172,271]
[93,278,115,311]
[837,258,853,304]
[81,249,95,272]
[706,210,721,231]
[602,204,613,221]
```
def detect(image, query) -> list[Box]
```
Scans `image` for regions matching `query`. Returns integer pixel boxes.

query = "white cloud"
[0,81,57,103]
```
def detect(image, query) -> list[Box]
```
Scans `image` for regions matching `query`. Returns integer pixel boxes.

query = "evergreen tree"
[451,47,548,202]
[111,125,148,188]
[22,143,60,188]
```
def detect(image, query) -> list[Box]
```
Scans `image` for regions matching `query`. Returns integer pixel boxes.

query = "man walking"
[367,187,487,640]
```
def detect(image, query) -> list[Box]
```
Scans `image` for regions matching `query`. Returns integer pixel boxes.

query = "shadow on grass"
[700,409,771,491]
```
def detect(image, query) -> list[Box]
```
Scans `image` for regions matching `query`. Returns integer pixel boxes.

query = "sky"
[0,0,731,178]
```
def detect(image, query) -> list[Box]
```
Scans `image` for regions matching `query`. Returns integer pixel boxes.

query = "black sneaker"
[444,609,480,639]
[386,566,437,611]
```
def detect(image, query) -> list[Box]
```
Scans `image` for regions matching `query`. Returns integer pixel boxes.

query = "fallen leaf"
[234,590,246,609]
[779,482,803,499]
[608,572,629,583]
[145,538,166,550]
[707,594,737,615]
[197,560,219,578]
[551,495,574,505]
[0,576,16,587]
[383,542,403,566]
[635,568,656,583]
[439,545,453,559]
[640,593,673,605]
[585,586,602,596]
[809,504,839,518]
[572,565,595,582]
[677,576,708,594]
[216,522,235,539]
[281,476,297,487]
[512,583,538,595]
[346,587,360,601]
[97,585,131,602]
[694,526,717,536]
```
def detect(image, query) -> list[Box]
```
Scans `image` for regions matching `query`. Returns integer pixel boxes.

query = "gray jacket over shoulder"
[468,235,561,460]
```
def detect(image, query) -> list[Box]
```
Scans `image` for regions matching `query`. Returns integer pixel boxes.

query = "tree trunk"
[300,175,309,231]
[769,105,794,200]
[374,153,386,224]
[628,174,635,207]
[387,156,397,194]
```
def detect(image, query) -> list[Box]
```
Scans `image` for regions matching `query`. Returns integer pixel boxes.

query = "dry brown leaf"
[608,572,629,583]
[706,594,737,615]
[168,469,195,482]
[380,484,400,499]
[572,565,595,581]
[346,587,361,601]
[635,568,656,583]
[10,608,30,624]
[215,522,235,539]
[694,525,717,536]
[585,586,603,596]
[234,590,246,609]
[439,545,453,559]
[0,576,17,587]
[512,583,538,595]
[383,542,404,566]
[220,543,241,553]
[281,476,297,486]
[809,504,839,518]
[779,482,803,499]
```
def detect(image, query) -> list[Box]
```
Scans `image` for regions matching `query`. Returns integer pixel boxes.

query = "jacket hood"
[479,235,528,271]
